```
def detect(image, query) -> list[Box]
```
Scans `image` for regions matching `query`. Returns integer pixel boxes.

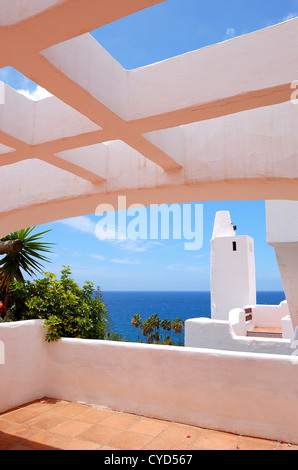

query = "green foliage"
[7,266,114,343]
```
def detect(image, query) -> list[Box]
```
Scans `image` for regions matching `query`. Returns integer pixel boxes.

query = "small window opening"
[233,241,237,252]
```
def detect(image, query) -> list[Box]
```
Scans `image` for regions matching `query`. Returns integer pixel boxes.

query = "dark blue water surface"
[102,291,286,343]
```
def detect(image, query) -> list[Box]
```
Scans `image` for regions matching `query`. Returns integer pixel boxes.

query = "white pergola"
[0,0,298,239]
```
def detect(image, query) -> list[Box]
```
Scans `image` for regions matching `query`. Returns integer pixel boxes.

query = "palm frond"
[0,227,55,293]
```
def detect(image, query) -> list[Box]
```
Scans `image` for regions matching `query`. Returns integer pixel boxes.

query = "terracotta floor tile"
[60,437,101,450]
[99,412,141,430]
[157,422,203,445]
[29,430,69,449]
[278,443,298,450]
[0,419,19,432]
[74,407,112,424]
[129,417,170,437]
[100,445,121,450]
[46,402,87,418]
[108,431,153,450]
[191,429,239,450]
[25,413,66,430]
[1,408,40,424]
[9,443,33,450]
[79,424,120,445]
[0,434,22,449]
[24,398,61,413]
[7,423,43,440]
[237,436,278,450]
[144,436,190,451]
[51,419,92,437]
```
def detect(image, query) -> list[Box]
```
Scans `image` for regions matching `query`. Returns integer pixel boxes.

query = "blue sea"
[102,291,286,343]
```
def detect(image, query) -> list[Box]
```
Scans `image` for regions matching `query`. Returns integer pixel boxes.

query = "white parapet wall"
[249,301,289,328]
[0,320,48,412]
[185,317,295,355]
[1,320,298,445]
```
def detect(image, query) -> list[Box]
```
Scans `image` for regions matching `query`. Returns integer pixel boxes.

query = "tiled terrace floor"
[0,398,297,451]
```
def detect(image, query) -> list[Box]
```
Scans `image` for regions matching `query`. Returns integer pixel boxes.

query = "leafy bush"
[7,266,114,342]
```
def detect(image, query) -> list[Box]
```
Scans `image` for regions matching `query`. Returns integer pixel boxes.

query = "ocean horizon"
[102,290,286,344]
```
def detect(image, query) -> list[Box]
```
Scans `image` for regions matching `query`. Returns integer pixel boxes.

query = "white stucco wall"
[184,317,294,355]
[266,201,298,329]
[1,321,298,445]
[251,301,289,329]
[266,200,298,245]
[0,320,48,412]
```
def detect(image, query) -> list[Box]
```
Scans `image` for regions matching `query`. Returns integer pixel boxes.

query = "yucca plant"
[0,227,54,307]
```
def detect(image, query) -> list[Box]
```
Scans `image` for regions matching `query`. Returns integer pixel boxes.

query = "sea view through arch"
[102,290,286,344]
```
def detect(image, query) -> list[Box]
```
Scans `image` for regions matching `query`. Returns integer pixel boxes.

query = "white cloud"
[167,263,205,273]
[283,13,297,21]
[59,216,96,235]
[17,85,52,101]
[225,27,236,39]
[58,215,163,253]
[110,258,140,265]
[90,254,105,261]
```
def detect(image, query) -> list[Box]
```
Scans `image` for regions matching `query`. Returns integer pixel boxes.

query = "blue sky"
[1,0,296,291]
[35,200,282,292]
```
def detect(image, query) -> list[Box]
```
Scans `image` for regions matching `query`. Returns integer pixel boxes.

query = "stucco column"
[266,200,298,331]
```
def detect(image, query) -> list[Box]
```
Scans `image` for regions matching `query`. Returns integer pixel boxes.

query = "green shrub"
[7,266,113,343]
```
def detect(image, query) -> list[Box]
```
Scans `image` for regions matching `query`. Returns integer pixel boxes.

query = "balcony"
[1,319,298,449]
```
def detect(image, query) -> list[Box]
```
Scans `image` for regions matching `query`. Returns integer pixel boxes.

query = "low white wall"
[282,315,295,340]
[250,301,289,329]
[1,320,298,445]
[185,317,294,355]
[0,320,48,413]
[229,302,294,340]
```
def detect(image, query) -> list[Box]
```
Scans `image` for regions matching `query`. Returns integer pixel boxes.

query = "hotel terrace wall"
[1,320,298,446]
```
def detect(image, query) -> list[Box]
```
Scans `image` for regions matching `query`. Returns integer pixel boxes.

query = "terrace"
[1,0,298,450]
[1,319,298,449]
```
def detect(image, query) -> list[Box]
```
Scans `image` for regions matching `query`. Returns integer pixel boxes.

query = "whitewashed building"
[210,211,256,321]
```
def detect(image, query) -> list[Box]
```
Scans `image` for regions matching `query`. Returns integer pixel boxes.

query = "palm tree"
[0,227,54,308]
[148,314,161,343]
[140,318,154,343]
[161,319,172,342]
[172,317,184,346]
[131,314,142,342]
[0,239,24,254]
